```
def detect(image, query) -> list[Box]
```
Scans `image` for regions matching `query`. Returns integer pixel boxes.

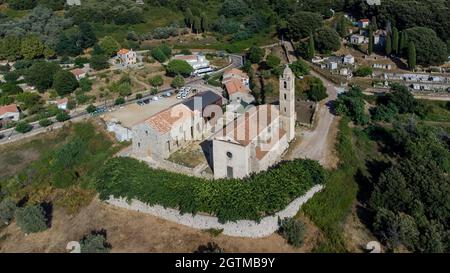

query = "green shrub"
[278,217,307,247]
[0,198,17,225]
[56,111,71,122]
[14,205,48,234]
[95,157,325,223]
[86,104,97,113]
[80,233,110,253]
[115,97,125,105]
[15,122,32,133]
[38,118,53,127]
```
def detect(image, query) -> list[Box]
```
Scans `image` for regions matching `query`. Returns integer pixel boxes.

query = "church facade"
[212,65,297,179]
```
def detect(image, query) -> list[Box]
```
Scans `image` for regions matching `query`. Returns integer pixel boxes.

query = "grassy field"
[418,100,450,122]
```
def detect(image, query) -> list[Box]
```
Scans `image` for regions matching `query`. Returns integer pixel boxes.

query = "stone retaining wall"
[106,184,324,238]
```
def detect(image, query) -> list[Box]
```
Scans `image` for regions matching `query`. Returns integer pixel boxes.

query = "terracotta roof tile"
[146,104,193,134]
[0,104,19,116]
[224,78,250,96]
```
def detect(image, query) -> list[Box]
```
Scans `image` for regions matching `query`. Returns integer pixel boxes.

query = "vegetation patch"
[95,157,325,223]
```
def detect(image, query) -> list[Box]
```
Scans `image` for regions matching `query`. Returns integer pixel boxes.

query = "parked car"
[152,96,159,101]
[164,92,172,97]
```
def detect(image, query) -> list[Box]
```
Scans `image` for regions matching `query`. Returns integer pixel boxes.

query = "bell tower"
[279,65,296,142]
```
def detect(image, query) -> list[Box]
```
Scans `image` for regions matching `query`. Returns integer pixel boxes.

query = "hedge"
[95,157,325,223]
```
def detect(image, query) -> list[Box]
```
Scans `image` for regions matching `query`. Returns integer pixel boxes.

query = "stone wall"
[106,184,324,238]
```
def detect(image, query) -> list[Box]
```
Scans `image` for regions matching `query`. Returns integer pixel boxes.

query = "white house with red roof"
[70,68,87,81]
[117,48,137,66]
[358,18,370,28]
[222,68,254,108]
[49,98,69,111]
[0,104,20,128]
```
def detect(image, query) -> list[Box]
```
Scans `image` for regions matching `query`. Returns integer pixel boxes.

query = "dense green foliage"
[0,198,16,225]
[53,70,79,96]
[334,86,369,125]
[278,217,307,247]
[287,11,323,40]
[403,27,446,66]
[95,157,325,223]
[166,60,193,77]
[80,233,110,253]
[289,60,310,78]
[307,77,328,102]
[15,122,32,133]
[313,27,341,53]
[14,205,48,234]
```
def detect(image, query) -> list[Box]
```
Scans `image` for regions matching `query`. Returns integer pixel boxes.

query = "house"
[117,48,137,66]
[222,68,254,106]
[343,55,355,65]
[132,91,223,160]
[350,34,367,44]
[70,68,87,81]
[222,68,250,88]
[211,66,296,179]
[358,19,370,28]
[173,54,212,75]
[49,98,69,110]
[0,104,20,128]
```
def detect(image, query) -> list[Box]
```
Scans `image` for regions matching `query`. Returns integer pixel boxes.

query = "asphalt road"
[0,54,243,145]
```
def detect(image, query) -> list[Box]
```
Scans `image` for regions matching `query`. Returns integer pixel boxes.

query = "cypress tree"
[408,42,416,71]
[392,27,399,55]
[385,34,392,56]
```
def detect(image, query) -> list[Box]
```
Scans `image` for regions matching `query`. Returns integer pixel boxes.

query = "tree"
[171,75,185,88]
[334,86,369,125]
[56,33,82,57]
[392,27,399,55]
[150,75,164,87]
[90,55,109,71]
[15,122,33,133]
[184,8,194,31]
[289,60,310,77]
[39,118,53,127]
[404,27,447,66]
[78,22,97,49]
[151,48,168,63]
[201,14,210,33]
[25,61,60,92]
[306,35,315,60]
[193,17,201,35]
[386,84,417,114]
[248,46,264,64]
[399,31,408,55]
[385,34,392,56]
[408,42,416,71]
[114,97,125,105]
[53,70,79,96]
[80,233,110,253]
[368,28,374,55]
[354,66,373,77]
[166,60,193,77]
[0,198,16,225]
[99,36,120,57]
[56,111,70,122]
[336,16,348,38]
[278,217,307,248]
[0,36,22,61]
[219,0,249,18]
[314,27,341,53]
[21,35,45,60]
[86,104,97,113]
[287,11,323,40]
[266,55,281,69]
[15,205,48,234]
[307,79,328,102]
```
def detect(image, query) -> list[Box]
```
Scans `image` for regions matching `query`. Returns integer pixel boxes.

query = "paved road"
[286,70,340,169]
[0,54,243,145]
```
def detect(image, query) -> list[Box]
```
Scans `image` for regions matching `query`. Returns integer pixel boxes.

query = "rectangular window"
[227,166,234,178]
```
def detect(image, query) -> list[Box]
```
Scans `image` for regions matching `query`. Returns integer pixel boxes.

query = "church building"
[212,65,297,179]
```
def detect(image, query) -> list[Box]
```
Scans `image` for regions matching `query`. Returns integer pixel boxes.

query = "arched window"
[284,93,287,100]
[284,81,287,89]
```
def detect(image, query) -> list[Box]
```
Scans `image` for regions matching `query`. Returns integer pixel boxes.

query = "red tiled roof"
[117,48,130,55]
[174,55,197,61]
[56,97,68,105]
[219,105,279,146]
[0,104,19,116]
[223,68,249,80]
[224,78,250,96]
[359,19,370,22]
[70,68,85,76]
[146,104,193,134]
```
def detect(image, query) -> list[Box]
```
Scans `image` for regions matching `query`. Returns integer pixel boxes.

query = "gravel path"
[106,185,323,238]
